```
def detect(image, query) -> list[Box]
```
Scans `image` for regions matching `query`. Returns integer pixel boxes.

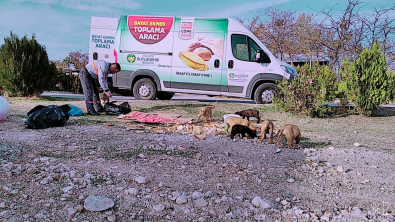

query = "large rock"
[153,204,165,212]
[124,188,139,196]
[135,176,148,184]
[350,207,366,219]
[252,197,271,209]
[84,195,114,212]
[195,198,208,207]
[176,195,188,204]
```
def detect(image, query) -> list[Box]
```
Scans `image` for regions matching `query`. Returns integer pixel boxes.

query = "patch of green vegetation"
[255,105,281,112]
[90,177,107,186]
[72,115,119,125]
[382,148,395,153]
[104,149,144,160]
[10,114,26,118]
[284,172,302,182]
[40,149,67,159]
[300,137,328,149]
[40,96,83,102]
[7,96,80,103]
[213,111,226,118]
[101,147,196,160]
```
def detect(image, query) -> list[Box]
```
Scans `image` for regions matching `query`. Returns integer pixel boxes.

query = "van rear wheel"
[156,92,175,100]
[254,83,278,104]
[133,78,157,100]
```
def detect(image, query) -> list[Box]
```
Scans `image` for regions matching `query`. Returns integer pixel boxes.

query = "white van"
[89,15,296,103]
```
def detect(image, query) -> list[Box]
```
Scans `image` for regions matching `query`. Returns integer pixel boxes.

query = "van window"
[231,35,248,61]
[248,38,261,61]
[231,34,263,62]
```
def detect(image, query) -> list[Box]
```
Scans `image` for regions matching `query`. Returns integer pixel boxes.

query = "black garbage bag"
[24,104,71,129]
[103,101,131,115]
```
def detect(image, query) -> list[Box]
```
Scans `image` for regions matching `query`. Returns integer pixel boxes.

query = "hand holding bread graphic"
[180,37,224,71]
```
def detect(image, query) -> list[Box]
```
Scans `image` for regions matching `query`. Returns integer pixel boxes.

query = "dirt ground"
[0,98,394,221]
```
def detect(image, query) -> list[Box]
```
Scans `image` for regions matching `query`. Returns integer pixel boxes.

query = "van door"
[89,17,118,62]
[225,34,268,95]
[170,18,228,94]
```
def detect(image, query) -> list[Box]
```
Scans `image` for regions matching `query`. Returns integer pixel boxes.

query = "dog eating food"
[99,92,109,105]
[275,124,301,149]
[259,119,274,143]
[234,109,260,123]
[225,116,256,135]
[230,124,256,139]
[196,106,214,123]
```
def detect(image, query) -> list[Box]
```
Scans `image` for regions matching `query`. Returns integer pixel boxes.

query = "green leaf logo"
[127,54,136,63]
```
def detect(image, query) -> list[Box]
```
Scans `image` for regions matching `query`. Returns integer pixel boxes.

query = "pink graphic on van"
[128,16,173,44]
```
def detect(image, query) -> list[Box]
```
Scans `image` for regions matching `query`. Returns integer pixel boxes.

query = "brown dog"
[259,119,274,143]
[234,109,260,123]
[99,92,109,105]
[196,106,214,123]
[275,124,301,149]
[230,124,256,139]
[225,116,256,135]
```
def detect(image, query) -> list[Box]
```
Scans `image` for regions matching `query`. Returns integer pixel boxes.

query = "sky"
[0,0,392,61]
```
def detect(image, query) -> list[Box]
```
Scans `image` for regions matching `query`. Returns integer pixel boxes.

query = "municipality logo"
[229,73,235,78]
[127,54,136,63]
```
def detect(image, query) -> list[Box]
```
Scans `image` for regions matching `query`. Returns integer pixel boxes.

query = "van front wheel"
[254,83,278,104]
[133,78,157,100]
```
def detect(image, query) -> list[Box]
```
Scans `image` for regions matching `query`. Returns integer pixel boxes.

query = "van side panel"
[114,15,175,87]
[170,18,228,93]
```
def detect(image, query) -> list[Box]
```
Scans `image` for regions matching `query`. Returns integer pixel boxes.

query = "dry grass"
[6,96,395,151]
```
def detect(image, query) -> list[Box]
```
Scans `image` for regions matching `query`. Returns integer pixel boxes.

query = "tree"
[247,6,298,61]
[339,41,389,116]
[241,1,395,71]
[51,50,88,93]
[318,0,364,70]
[361,5,395,70]
[61,50,88,71]
[318,0,395,71]
[0,32,57,96]
[293,13,324,65]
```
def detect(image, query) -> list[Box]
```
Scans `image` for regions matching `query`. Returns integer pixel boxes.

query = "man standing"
[79,60,121,115]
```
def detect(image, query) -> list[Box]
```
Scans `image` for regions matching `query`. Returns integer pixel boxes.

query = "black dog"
[234,109,260,123]
[230,124,256,139]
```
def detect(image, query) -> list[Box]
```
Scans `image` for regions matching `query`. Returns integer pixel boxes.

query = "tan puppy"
[196,106,214,123]
[259,119,274,144]
[276,124,301,149]
[99,92,109,105]
[225,116,256,135]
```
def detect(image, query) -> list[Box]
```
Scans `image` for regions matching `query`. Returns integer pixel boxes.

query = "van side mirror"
[93,52,98,60]
[256,49,271,63]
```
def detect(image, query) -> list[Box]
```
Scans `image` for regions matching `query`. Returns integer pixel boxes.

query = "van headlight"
[281,65,297,79]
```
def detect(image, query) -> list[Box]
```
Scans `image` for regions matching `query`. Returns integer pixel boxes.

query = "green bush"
[0,32,57,96]
[274,63,338,117]
[338,41,389,116]
[388,70,395,103]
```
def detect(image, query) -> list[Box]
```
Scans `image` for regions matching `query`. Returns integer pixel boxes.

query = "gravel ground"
[0,99,394,222]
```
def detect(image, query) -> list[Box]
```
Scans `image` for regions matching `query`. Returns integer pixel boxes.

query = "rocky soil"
[0,100,394,222]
